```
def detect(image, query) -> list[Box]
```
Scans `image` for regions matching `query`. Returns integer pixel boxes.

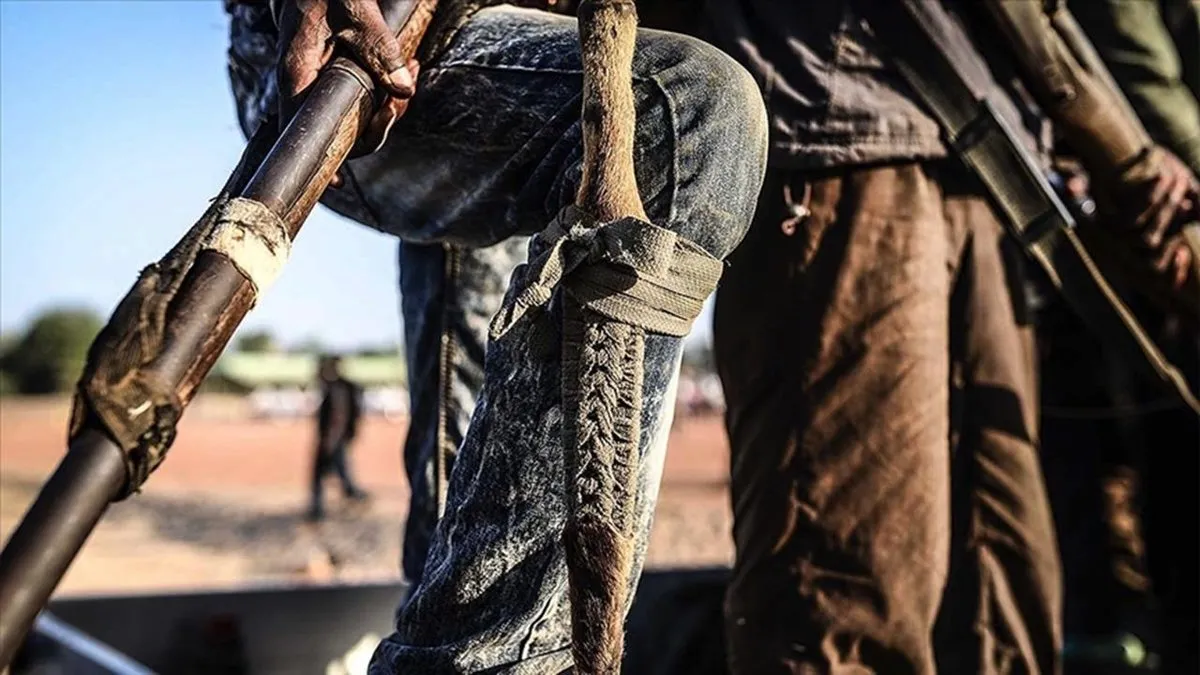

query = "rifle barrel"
[0,48,376,675]
[0,2,434,665]
[0,430,126,667]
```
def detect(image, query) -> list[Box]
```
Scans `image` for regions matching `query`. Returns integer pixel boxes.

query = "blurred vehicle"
[362,387,408,421]
[249,387,318,420]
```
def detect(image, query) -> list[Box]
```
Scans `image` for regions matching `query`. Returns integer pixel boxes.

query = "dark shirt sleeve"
[322,382,350,447]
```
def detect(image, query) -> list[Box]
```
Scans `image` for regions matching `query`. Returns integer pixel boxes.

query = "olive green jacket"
[1070,0,1200,174]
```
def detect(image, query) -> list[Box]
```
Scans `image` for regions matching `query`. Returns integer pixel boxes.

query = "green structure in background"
[209,352,407,391]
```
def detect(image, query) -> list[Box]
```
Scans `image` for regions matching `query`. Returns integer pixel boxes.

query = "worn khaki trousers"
[714,163,1063,674]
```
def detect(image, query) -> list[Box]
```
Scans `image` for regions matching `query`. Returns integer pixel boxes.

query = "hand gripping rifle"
[0,0,647,670]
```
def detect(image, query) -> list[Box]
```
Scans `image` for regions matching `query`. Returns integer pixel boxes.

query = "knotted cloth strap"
[68,121,281,500]
[69,196,227,499]
[202,197,292,301]
[489,206,723,341]
[69,197,286,499]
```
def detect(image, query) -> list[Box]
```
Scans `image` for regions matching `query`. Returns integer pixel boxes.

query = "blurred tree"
[0,331,15,395]
[0,331,16,357]
[356,343,403,357]
[234,329,279,353]
[288,336,326,355]
[0,371,16,397]
[1,307,104,394]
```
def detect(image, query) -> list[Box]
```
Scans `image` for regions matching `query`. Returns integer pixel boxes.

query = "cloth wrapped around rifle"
[69,196,289,499]
[490,205,723,340]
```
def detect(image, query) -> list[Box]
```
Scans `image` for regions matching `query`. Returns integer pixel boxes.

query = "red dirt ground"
[0,397,732,596]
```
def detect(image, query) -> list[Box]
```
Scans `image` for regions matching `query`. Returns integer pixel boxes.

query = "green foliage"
[355,343,402,358]
[234,329,278,353]
[1,307,104,394]
[288,337,326,355]
[0,371,16,397]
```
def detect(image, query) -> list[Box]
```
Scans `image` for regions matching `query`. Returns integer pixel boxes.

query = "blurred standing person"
[309,354,369,522]
[223,0,528,580]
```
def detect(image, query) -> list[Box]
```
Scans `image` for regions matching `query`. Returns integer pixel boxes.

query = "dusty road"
[0,397,733,596]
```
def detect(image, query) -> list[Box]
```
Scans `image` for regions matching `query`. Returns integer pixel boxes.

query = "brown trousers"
[714,164,1063,674]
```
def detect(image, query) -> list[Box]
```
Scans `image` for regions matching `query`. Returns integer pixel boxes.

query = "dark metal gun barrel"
[0,431,126,666]
[0,1,432,665]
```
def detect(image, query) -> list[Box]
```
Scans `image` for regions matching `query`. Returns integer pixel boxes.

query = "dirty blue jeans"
[228,4,768,671]
[397,238,526,586]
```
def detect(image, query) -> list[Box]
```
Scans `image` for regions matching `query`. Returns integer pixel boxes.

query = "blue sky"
[0,0,712,351]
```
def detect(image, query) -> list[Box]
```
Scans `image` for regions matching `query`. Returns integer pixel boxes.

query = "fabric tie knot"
[489,206,724,340]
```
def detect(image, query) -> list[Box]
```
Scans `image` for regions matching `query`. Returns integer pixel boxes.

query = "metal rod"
[0,430,126,666]
[29,612,156,675]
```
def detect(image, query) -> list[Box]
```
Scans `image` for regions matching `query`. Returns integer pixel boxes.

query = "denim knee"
[637,31,769,260]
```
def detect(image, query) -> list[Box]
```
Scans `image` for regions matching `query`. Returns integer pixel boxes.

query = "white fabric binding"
[202,197,291,301]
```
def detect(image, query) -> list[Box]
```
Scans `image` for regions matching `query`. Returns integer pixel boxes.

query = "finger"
[1173,246,1191,289]
[1066,175,1088,201]
[1135,173,1175,231]
[1155,239,1176,271]
[277,0,332,124]
[352,62,419,157]
[343,1,413,97]
[278,0,330,98]
[1154,236,1189,283]
[1145,174,1191,248]
[1155,239,1191,289]
[355,96,409,156]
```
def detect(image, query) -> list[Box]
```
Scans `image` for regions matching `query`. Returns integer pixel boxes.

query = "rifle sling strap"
[875,0,1200,414]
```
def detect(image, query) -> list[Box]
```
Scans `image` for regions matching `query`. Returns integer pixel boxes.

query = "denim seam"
[434,243,462,518]
[518,574,569,661]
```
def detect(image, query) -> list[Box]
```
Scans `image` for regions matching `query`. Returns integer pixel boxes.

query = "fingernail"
[387,67,414,95]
